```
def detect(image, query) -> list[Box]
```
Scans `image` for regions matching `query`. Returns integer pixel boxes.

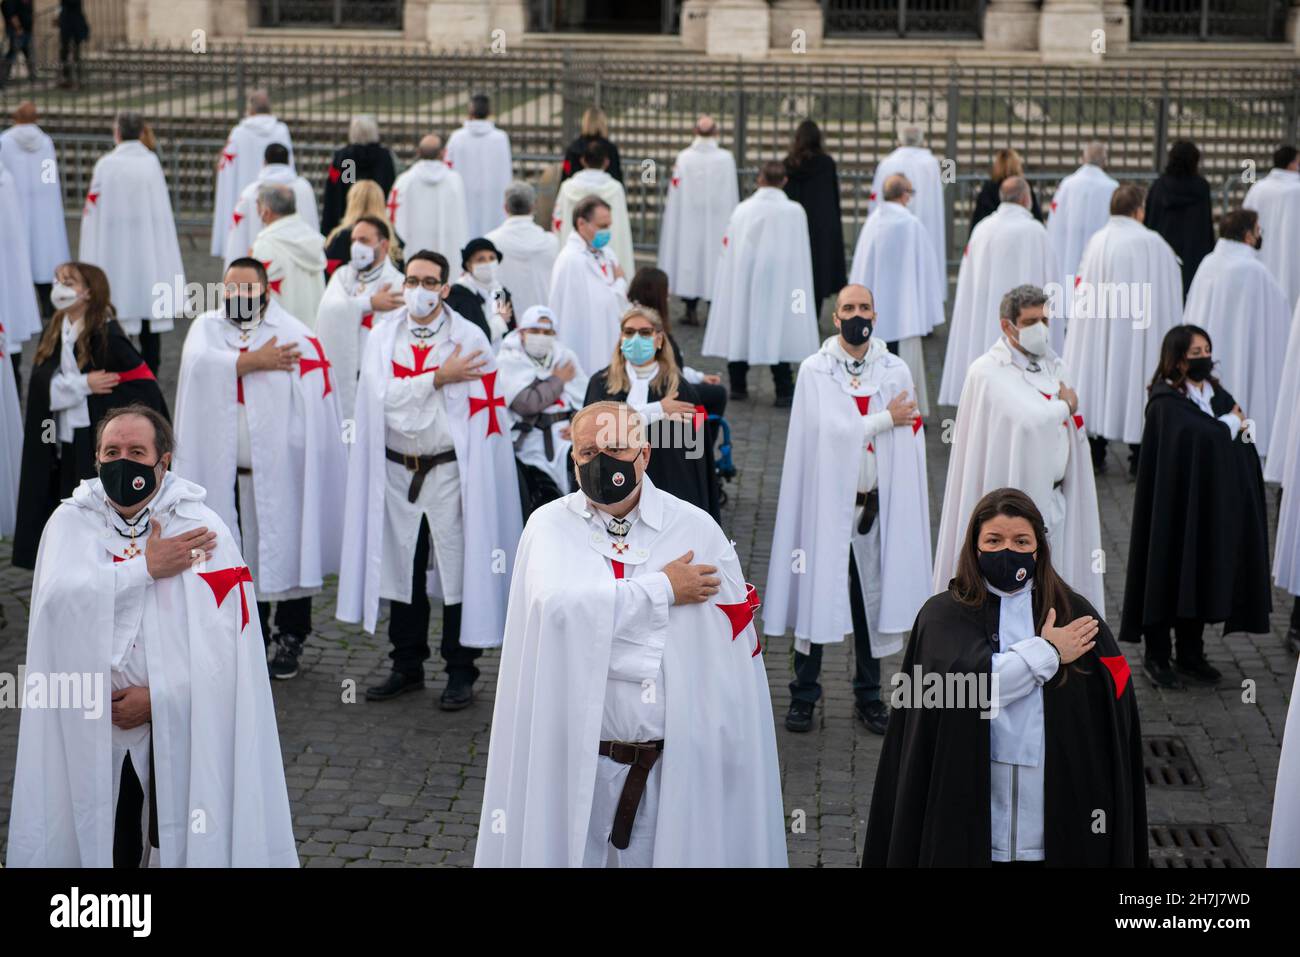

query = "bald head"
[1082,142,1107,167]
[247,90,272,115]
[999,175,1031,207]
[883,173,913,204]
[418,134,444,160]
[835,284,875,313]
[695,114,718,137]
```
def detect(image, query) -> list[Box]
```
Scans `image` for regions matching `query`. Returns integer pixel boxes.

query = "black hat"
[461,237,503,269]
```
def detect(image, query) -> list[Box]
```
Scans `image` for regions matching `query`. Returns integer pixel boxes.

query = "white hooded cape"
[6,474,297,867]
[1268,663,1300,866]
[0,344,21,537]
[485,214,559,318]
[1061,215,1184,444]
[223,164,318,268]
[1243,168,1300,310]
[79,141,186,333]
[335,307,523,643]
[657,138,739,301]
[172,300,347,596]
[474,477,786,867]
[445,119,512,237]
[938,202,1058,406]
[0,165,43,346]
[1046,164,1118,290]
[548,231,629,377]
[868,146,947,303]
[497,329,587,489]
[763,337,931,656]
[701,187,820,365]
[933,337,1105,613]
[210,113,294,257]
[553,169,635,277]
[1270,299,1300,596]
[1185,239,1290,455]
[314,258,405,422]
[251,213,328,329]
[0,123,71,283]
[388,159,469,267]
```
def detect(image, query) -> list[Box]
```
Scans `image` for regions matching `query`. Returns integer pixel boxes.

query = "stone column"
[129,0,215,43]
[420,0,529,50]
[1101,1,1130,55]
[1038,0,1106,64]
[705,0,772,58]
[680,0,710,49]
[982,0,1039,51]
[770,0,823,53]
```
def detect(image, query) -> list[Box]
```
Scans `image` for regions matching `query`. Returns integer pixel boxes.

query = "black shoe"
[365,670,424,701]
[439,676,475,711]
[269,634,305,680]
[1143,657,1184,689]
[854,700,889,735]
[1174,657,1222,685]
[773,393,793,409]
[729,388,749,400]
[784,699,815,733]
[1286,627,1300,655]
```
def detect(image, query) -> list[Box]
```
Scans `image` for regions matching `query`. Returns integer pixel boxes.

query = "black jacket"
[562,135,622,184]
[784,152,847,306]
[968,178,1044,236]
[444,282,503,343]
[1143,174,1214,296]
[320,143,398,236]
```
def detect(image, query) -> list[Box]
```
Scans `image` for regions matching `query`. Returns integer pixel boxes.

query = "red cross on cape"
[392,342,438,379]
[328,165,342,184]
[853,394,874,453]
[469,369,506,436]
[299,336,333,397]
[232,210,244,228]
[386,189,400,221]
[198,565,254,631]
[219,147,236,171]
[361,311,375,330]
[1098,655,1130,699]
[716,582,763,657]
[259,260,284,295]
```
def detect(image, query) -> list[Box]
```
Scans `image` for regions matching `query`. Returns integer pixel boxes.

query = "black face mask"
[1185,356,1213,382]
[840,316,873,347]
[224,293,268,325]
[978,547,1036,593]
[99,457,161,508]
[576,451,640,506]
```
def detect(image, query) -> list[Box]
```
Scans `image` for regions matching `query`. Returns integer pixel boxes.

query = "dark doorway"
[531,0,680,33]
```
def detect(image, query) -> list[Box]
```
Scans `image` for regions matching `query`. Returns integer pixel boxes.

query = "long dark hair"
[1150,323,1217,394]
[626,267,673,341]
[32,261,115,369]
[784,119,824,173]
[951,487,1073,633]
[1164,140,1201,178]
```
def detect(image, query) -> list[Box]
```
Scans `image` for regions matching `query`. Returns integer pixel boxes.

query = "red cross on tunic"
[469,369,506,436]
[610,559,625,579]
[1073,274,1082,289]
[392,342,438,379]
[361,311,375,330]
[84,190,99,213]
[386,190,400,221]
[868,190,877,201]
[1050,199,1059,212]
[1039,390,1084,431]
[553,216,562,231]
[299,336,333,397]
[232,210,244,228]
[110,542,144,563]
[717,582,763,657]
[1099,655,1130,699]
[670,172,680,188]
[853,394,875,453]
[219,147,236,171]
[259,260,284,295]
[198,565,254,631]
[237,346,249,404]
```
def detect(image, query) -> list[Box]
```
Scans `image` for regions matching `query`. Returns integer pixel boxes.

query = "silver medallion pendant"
[606,517,632,538]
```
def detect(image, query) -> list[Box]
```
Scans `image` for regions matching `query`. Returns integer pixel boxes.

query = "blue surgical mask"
[591,228,612,250]
[620,334,656,365]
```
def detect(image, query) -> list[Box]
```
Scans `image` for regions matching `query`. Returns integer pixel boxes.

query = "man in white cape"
[1062,184,1183,474]
[250,182,327,329]
[868,124,947,304]
[7,405,296,867]
[0,157,43,369]
[222,141,317,268]
[1243,144,1300,310]
[938,176,1058,405]
[210,90,293,258]
[848,173,943,415]
[552,138,635,278]
[549,195,629,376]
[172,258,347,680]
[702,160,819,406]
[1184,209,1290,456]
[485,180,558,319]
[1,101,70,309]
[315,214,405,421]
[1266,296,1300,656]
[0,321,21,536]
[935,284,1104,613]
[763,285,931,736]
[498,305,587,496]
[1046,142,1118,291]
[387,133,469,269]
[656,115,739,325]
[336,250,523,710]
[445,94,512,237]
[475,401,786,867]
[79,111,185,372]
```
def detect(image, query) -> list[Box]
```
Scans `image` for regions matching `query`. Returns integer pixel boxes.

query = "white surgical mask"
[350,241,376,271]
[404,286,439,318]
[523,333,554,360]
[51,282,80,311]
[1017,321,1050,357]
[472,261,499,285]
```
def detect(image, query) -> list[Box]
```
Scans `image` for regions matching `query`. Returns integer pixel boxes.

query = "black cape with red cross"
[862,587,1148,867]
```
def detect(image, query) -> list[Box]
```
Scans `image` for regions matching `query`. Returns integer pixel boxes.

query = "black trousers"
[10,351,21,395]
[790,552,881,709]
[388,516,481,682]
[138,330,162,374]
[112,749,158,869]
[885,339,900,357]
[728,361,792,398]
[1292,595,1300,630]
[1144,619,1206,666]
[258,597,313,644]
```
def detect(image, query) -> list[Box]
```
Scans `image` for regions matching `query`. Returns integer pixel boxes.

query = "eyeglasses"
[403,276,445,290]
[622,328,655,339]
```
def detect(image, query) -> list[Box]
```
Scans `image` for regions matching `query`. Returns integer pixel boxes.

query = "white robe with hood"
[657,137,739,301]
[210,113,294,257]
[549,232,629,377]
[0,122,71,283]
[251,212,328,328]
[486,214,560,319]
[445,119,513,237]
[223,163,318,268]
[553,168,636,277]
[868,145,948,303]
[1045,163,1118,290]
[388,158,470,267]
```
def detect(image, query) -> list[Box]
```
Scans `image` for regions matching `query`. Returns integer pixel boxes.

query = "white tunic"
[485,214,559,319]
[210,113,294,257]
[388,159,470,268]
[868,146,948,303]
[222,163,318,268]
[445,119,513,237]
[0,122,71,284]
[552,169,635,276]
[548,231,629,376]
[49,317,92,444]
[656,138,739,301]
[1243,167,1300,310]
[1266,296,1300,486]
[314,258,405,422]
[251,213,328,328]
[1045,163,1118,290]
[0,338,22,537]
[0,164,45,346]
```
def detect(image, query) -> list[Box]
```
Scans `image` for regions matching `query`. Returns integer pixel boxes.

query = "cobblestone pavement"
[0,227,1294,867]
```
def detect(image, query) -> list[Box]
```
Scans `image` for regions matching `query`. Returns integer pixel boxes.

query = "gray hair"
[115,110,144,141]
[1082,141,1107,166]
[999,175,1030,205]
[348,114,381,145]
[999,284,1048,323]
[247,89,272,115]
[504,180,536,216]
[257,183,296,217]
[898,124,924,148]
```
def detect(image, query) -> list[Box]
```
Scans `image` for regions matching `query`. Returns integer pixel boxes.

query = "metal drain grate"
[1148,825,1248,868]
[1143,736,1203,788]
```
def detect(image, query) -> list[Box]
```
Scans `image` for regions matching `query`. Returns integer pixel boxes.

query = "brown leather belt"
[512,408,575,459]
[598,739,664,850]
[855,489,880,535]
[386,447,456,503]
[236,466,253,476]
